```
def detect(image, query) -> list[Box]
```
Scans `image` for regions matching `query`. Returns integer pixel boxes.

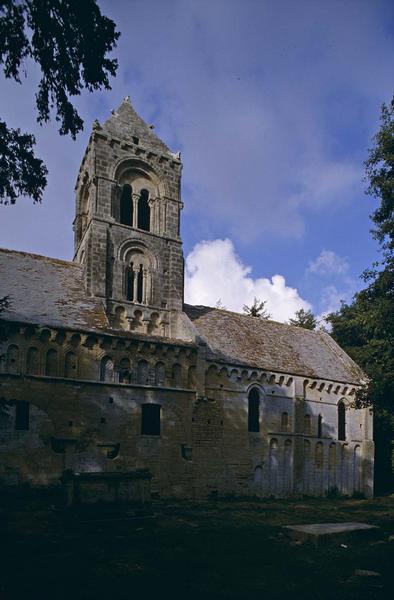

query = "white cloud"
[308,249,349,276]
[184,238,310,322]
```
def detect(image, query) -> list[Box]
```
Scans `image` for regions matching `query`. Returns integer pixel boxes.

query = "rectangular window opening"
[141,403,161,436]
[15,401,30,431]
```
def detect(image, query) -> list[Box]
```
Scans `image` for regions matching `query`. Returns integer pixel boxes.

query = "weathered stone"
[0,97,374,502]
[283,522,381,544]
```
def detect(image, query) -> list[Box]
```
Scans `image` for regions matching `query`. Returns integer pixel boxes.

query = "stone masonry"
[0,98,374,500]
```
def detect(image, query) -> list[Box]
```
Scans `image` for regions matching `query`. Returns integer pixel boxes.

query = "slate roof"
[0,248,108,331]
[184,304,364,384]
[0,248,363,384]
[102,97,172,157]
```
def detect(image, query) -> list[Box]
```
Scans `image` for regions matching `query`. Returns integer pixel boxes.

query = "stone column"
[162,200,167,235]
[132,193,139,228]
[155,198,160,234]
[133,266,139,301]
[149,198,155,233]
[142,268,148,304]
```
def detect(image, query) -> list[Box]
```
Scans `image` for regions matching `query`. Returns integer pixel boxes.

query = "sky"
[1,0,393,322]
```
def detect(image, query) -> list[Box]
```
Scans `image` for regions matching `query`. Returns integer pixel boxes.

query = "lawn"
[2,495,394,599]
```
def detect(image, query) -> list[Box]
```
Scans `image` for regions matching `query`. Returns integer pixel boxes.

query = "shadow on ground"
[1,495,394,599]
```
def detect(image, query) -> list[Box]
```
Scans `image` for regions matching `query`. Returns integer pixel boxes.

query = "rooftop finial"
[124,95,131,103]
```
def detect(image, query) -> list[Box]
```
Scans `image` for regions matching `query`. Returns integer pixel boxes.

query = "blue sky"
[1,0,393,321]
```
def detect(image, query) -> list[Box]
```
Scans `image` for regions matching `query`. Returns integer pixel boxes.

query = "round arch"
[112,158,167,197]
[117,239,159,269]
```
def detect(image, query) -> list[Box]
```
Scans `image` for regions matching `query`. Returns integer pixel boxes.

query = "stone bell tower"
[73,97,184,337]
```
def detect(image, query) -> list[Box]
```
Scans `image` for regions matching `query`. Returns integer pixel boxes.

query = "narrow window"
[338,401,346,441]
[26,347,39,375]
[6,345,19,373]
[329,442,337,469]
[172,363,182,387]
[137,264,143,303]
[137,359,149,385]
[15,401,29,431]
[64,351,77,378]
[138,189,150,231]
[120,184,133,226]
[155,362,166,386]
[188,366,196,388]
[45,349,58,377]
[304,414,311,435]
[315,441,324,468]
[119,357,131,383]
[141,403,161,435]
[281,412,289,432]
[100,356,114,382]
[126,264,134,301]
[317,414,323,438]
[248,388,260,432]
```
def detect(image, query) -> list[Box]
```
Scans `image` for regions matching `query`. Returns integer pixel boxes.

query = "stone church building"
[0,98,374,501]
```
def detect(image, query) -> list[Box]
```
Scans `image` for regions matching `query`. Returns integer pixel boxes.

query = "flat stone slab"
[283,522,382,545]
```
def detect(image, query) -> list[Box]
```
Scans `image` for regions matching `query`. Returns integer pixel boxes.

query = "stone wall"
[0,327,374,500]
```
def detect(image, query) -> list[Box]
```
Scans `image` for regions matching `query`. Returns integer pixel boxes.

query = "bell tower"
[73,97,184,337]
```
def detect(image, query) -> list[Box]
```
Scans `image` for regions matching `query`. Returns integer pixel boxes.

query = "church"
[0,98,374,501]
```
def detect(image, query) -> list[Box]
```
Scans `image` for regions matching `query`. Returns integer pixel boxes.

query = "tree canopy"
[327,98,394,412]
[0,0,120,204]
[327,97,394,491]
[289,308,317,330]
[243,297,271,319]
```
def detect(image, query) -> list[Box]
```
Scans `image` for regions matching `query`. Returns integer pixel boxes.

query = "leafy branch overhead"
[0,0,120,204]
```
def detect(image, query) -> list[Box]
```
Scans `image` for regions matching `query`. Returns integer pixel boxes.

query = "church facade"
[0,98,374,500]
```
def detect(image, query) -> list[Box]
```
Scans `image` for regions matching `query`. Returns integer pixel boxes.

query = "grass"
[1,495,394,599]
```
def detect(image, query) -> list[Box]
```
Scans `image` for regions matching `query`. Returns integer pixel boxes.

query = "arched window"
[137,359,149,385]
[329,442,337,469]
[64,351,77,378]
[248,388,260,432]
[138,189,150,231]
[304,414,311,435]
[45,349,58,377]
[317,414,323,438]
[172,363,182,387]
[155,362,166,386]
[26,347,39,375]
[315,441,324,469]
[120,184,133,226]
[6,345,19,373]
[119,357,131,383]
[338,401,346,441]
[100,356,114,382]
[281,412,289,432]
[188,366,196,388]
[124,250,151,305]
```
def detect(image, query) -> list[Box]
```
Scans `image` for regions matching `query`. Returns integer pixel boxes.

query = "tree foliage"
[327,97,394,491]
[0,0,120,204]
[243,297,271,319]
[365,98,394,256]
[289,308,317,330]
[327,98,394,412]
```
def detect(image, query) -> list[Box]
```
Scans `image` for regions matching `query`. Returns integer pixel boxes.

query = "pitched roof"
[102,97,172,156]
[0,248,363,384]
[184,304,364,384]
[0,248,108,331]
